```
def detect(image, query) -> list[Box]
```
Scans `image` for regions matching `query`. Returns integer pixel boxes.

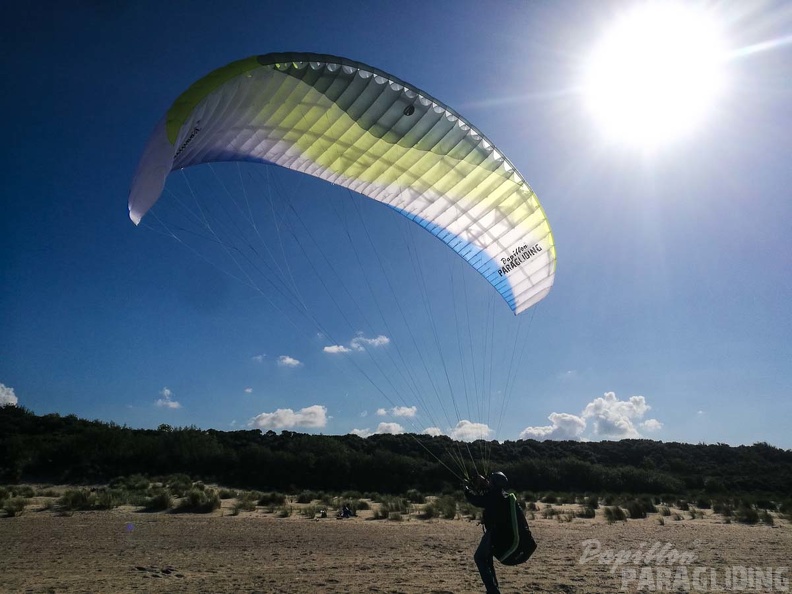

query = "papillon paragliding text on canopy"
[128,52,557,481]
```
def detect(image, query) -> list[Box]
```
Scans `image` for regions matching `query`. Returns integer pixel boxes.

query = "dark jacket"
[464,486,509,531]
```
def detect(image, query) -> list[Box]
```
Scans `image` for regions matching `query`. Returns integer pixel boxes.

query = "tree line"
[2,406,791,498]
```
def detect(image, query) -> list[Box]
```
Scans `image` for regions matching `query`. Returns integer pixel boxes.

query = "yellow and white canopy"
[129,52,555,313]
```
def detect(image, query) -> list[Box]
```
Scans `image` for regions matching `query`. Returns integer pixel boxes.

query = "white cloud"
[449,420,492,442]
[351,334,390,350]
[375,405,418,418]
[277,355,302,368]
[640,418,663,432]
[349,422,405,438]
[582,392,649,439]
[323,333,390,354]
[518,392,663,442]
[0,383,18,406]
[155,387,181,409]
[360,410,368,418]
[252,354,267,363]
[423,427,443,437]
[391,406,417,418]
[249,404,327,429]
[375,422,404,435]
[323,345,352,354]
[244,387,253,394]
[519,412,587,441]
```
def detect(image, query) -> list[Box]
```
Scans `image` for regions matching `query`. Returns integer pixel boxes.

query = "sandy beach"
[1,496,790,594]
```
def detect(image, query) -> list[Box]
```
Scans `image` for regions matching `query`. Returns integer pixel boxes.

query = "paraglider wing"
[129,52,556,313]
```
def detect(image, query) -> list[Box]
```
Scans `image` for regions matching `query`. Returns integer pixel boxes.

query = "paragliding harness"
[491,493,537,566]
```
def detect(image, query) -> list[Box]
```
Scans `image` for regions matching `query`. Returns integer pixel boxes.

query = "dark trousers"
[474,530,500,594]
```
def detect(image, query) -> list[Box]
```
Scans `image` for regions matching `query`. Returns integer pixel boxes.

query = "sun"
[582,3,728,149]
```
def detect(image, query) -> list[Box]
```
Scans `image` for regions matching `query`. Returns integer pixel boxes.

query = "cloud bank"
[350,422,405,438]
[519,412,586,440]
[449,420,492,442]
[0,383,18,406]
[250,404,327,430]
[374,405,417,418]
[519,392,663,441]
[351,414,492,442]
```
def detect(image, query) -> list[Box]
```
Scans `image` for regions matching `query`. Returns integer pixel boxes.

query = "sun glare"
[583,3,728,149]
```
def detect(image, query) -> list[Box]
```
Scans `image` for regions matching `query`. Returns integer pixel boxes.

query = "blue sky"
[1,1,790,448]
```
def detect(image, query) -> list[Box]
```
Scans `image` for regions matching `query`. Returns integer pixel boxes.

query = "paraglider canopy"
[129,52,556,315]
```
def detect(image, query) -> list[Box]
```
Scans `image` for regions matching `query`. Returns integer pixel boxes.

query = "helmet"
[489,471,508,488]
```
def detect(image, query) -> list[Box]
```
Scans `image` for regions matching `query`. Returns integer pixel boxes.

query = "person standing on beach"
[464,471,510,594]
